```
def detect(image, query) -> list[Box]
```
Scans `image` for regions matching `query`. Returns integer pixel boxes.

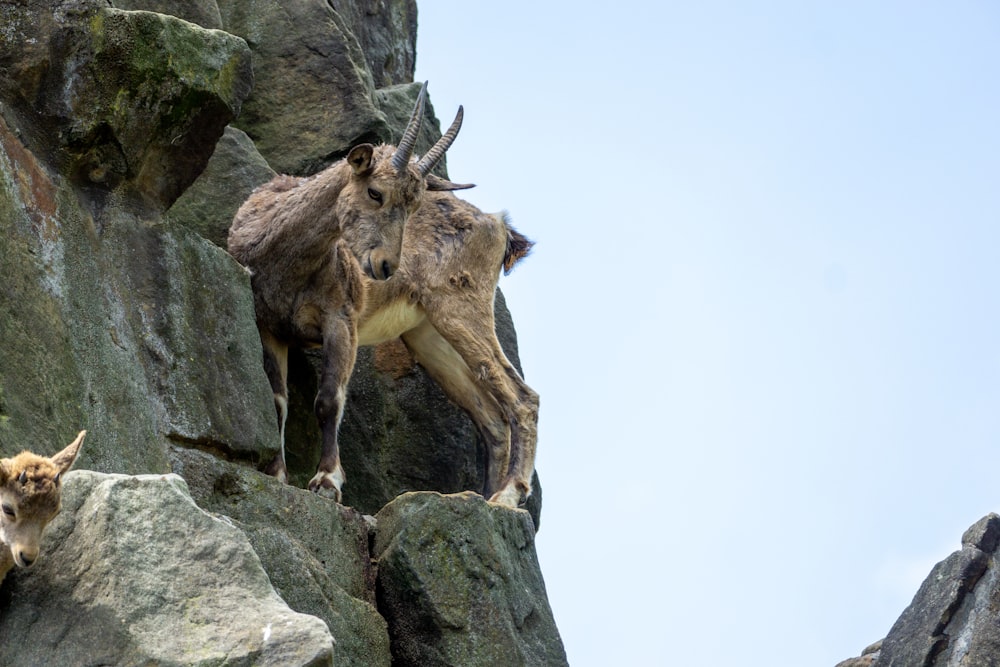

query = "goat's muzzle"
[366,251,394,280]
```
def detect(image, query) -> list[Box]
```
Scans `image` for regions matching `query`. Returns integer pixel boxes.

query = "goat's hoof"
[488,485,526,509]
[263,459,288,484]
[308,471,344,503]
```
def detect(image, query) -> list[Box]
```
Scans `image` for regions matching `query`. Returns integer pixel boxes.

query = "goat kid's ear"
[0,459,8,485]
[50,430,86,476]
[425,174,476,192]
[347,144,375,176]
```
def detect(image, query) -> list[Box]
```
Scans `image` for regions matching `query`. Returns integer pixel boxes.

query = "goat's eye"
[2,505,14,520]
[368,188,383,204]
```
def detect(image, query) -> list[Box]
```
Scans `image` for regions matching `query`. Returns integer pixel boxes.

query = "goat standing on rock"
[0,430,86,583]
[228,84,468,502]
[229,84,539,509]
[359,190,539,508]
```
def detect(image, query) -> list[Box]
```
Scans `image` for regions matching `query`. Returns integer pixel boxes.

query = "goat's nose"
[18,551,35,567]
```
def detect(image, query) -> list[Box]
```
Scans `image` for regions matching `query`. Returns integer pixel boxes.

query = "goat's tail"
[501,212,533,275]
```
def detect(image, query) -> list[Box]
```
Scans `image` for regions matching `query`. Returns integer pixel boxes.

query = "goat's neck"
[259,169,350,272]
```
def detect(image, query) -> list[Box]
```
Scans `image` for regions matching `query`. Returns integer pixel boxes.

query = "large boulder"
[166,125,277,247]
[216,0,390,175]
[0,10,274,473]
[0,471,334,666]
[0,2,252,209]
[170,446,392,667]
[110,0,225,29]
[837,514,1000,667]
[335,0,417,88]
[374,492,567,666]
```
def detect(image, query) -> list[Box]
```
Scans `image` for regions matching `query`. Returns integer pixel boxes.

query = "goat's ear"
[0,459,8,485]
[51,430,86,476]
[347,144,375,175]
[425,174,475,192]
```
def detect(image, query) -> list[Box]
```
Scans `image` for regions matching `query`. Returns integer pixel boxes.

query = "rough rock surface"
[374,492,567,667]
[0,471,334,666]
[170,446,392,667]
[0,0,562,663]
[0,1,252,210]
[835,640,882,667]
[0,0,272,475]
[837,514,1000,667]
[216,0,389,175]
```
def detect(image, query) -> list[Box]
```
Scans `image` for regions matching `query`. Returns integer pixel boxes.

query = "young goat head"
[0,430,85,582]
[228,83,468,501]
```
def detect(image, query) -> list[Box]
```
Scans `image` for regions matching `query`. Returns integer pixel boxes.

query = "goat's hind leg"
[401,319,512,499]
[260,331,291,483]
[421,303,539,508]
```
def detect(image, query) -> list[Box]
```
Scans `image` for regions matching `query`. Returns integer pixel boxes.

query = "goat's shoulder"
[260,174,306,195]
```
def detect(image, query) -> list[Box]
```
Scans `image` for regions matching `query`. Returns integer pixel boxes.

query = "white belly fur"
[357,300,425,346]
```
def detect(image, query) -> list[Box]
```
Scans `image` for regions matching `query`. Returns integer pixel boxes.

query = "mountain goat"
[358,190,539,508]
[228,84,469,502]
[0,430,86,583]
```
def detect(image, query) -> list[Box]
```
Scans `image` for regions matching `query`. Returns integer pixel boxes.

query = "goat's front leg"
[308,316,358,502]
[260,331,291,483]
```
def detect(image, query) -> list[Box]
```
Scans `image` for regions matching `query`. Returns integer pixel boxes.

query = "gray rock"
[0,470,334,666]
[217,0,389,175]
[167,125,277,247]
[105,221,279,460]
[0,2,253,209]
[110,0,225,29]
[872,513,1000,667]
[335,0,417,88]
[373,492,567,667]
[835,639,881,667]
[170,446,392,667]
[0,2,275,479]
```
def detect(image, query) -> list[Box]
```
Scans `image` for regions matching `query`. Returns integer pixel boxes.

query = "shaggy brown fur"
[0,430,85,582]
[357,191,539,507]
[228,87,467,501]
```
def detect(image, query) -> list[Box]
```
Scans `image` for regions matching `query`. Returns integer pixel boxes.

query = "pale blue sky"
[416,3,1000,665]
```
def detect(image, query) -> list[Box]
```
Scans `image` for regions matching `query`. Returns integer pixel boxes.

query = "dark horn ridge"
[416,105,464,177]
[391,81,428,173]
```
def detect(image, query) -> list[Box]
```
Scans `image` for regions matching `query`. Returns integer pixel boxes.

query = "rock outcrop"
[0,471,334,666]
[375,492,568,666]
[0,1,562,665]
[836,514,1000,667]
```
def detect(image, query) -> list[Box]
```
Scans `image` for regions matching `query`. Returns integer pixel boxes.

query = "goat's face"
[0,431,84,569]
[0,459,61,568]
[336,143,425,280]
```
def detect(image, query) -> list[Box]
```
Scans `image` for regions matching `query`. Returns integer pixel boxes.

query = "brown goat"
[228,84,468,501]
[0,430,86,582]
[359,191,539,507]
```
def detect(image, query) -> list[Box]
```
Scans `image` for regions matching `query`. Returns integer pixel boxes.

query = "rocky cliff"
[0,1,563,665]
[836,513,1000,667]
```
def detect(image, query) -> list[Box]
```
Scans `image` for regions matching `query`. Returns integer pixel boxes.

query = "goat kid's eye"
[368,188,383,204]
[2,505,14,520]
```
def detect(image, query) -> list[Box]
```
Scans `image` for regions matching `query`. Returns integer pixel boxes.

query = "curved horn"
[416,105,463,178]
[391,81,428,173]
